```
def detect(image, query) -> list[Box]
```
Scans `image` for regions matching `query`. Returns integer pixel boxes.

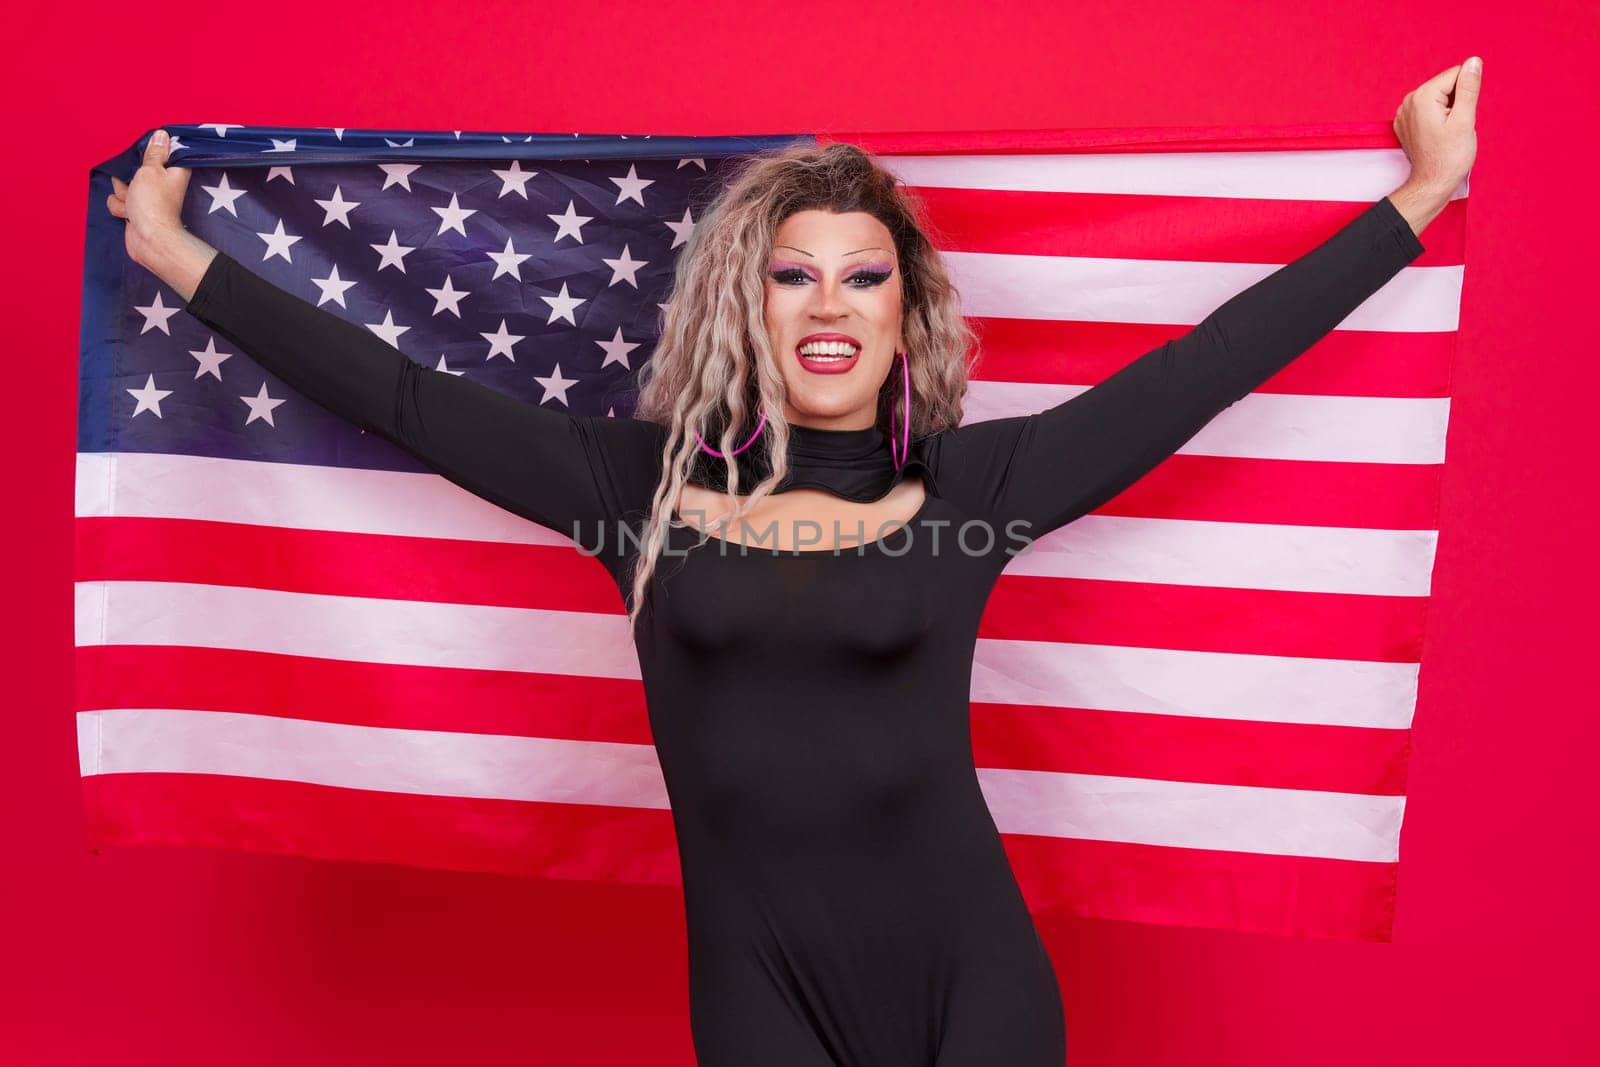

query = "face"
[764,209,906,430]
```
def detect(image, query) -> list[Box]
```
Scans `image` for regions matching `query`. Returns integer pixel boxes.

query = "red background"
[6,1,1596,1062]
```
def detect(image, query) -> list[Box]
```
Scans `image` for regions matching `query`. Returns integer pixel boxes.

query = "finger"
[1421,64,1462,94]
[1448,56,1482,125]
[106,192,125,219]
[142,129,169,168]
[110,175,127,195]
[1421,64,1463,107]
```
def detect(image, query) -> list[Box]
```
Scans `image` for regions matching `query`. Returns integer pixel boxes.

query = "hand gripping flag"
[77,123,1467,941]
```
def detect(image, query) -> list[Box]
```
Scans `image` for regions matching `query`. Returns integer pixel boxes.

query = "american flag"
[76,123,1465,942]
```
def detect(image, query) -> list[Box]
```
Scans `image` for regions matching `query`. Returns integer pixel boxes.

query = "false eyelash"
[770,269,893,287]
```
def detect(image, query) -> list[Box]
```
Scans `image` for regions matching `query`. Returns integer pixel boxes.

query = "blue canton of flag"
[83,126,806,473]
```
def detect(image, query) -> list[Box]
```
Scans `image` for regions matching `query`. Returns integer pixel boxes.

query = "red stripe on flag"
[969,317,1455,398]
[77,516,624,614]
[972,701,1411,795]
[1091,454,1444,529]
[76,645,652,745]
[83,772,682,886]
[914,186,1467,267]
[983,576,1429,662]
[1001,832,1398,942]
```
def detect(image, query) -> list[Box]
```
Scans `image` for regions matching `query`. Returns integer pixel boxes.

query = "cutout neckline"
[670,478,932,556]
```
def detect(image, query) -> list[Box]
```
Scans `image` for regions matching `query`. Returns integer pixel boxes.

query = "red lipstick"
[794,332,862,375]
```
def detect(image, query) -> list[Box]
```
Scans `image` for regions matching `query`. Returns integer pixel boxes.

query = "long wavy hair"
[625,141,979,631]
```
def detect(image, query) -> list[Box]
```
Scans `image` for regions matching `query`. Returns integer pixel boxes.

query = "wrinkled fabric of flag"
[77,123,1467,942]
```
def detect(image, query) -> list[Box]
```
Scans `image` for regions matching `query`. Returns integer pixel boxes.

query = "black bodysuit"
[181,197,1424,1066]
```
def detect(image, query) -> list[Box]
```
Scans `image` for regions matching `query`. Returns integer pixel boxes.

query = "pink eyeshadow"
[767,260,896,277]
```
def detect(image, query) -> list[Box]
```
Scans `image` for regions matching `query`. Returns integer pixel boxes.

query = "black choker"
[688,421,937,504]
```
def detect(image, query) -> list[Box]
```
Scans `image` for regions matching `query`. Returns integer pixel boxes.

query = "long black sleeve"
[928,195,1427,542]
[183,252,665,542]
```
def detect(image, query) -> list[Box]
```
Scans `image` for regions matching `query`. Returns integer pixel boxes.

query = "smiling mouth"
[795,343,863,373]
[793,343,857,364]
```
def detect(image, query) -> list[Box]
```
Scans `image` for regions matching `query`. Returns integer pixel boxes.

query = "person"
[107,58,1479,1067]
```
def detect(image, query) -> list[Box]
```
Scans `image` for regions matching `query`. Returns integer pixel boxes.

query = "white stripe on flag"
[972,636,1418,730]
[77,708,670,808]
[76,452,564,546]
[962,382,1451,465]
[75,580,642,679]
[1006,514,1439,597]
[884,147,1468,203]
[977,765,1403,862]
[947,253,1461,332]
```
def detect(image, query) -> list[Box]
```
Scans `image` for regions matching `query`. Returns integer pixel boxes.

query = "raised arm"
[934,193,1429,543]
[181,250,664,539]
[930,58,1479,548]
[109,131,663,549]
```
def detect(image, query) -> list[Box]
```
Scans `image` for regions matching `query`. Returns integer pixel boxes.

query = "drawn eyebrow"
[775,245,891,259]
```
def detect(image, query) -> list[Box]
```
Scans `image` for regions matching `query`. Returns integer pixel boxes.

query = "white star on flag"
[256,219,302,263]
[431,193,477,237]
[134,291,182,335]
[425,275,470,317]
[486,237,531,281]
[596,327,641,370]
[370,231,415,273]
[609,164,655,206]
[239,382,287,426]
[665,207,696,249]
[314,186,360,228]
[126,373,173,418]
[201,173,247,216]
[533,362,578,406]
[311,264,358,308]
[547,201,594,244]
[378,163,421,191]
[603,245,648,288]
[492,160,537,198]
[366,310,410,348]
[541,282,586,326]
[480,320,524,361]
[189,337,233,380]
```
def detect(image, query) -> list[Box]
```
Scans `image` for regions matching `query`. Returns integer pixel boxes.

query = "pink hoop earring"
[695,411,768,458]
[890,350,911,470]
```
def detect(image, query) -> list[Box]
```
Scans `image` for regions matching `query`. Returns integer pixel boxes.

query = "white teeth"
[797,341,861,359]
